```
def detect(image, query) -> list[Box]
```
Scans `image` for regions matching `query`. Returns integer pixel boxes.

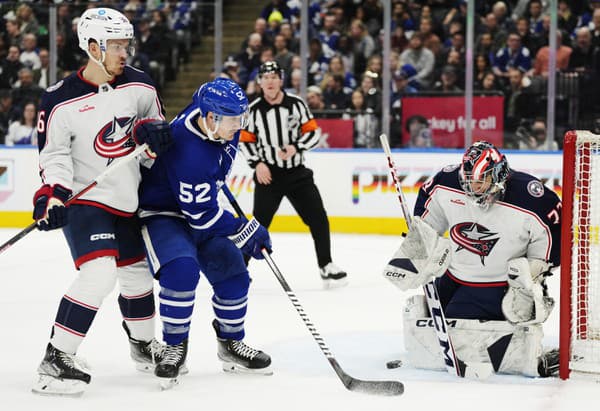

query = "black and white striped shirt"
[240,92,321,169]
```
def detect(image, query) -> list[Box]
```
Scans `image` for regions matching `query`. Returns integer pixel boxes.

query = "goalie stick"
[0,143,150,256]
[221,185,404,396]
[379,134,493,379]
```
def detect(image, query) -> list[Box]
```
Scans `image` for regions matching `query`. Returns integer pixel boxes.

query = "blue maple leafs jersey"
[414,165,561,285]
[138,104,242,240]
[36,66,164,215]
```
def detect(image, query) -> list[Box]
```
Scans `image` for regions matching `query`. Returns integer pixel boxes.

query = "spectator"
[19,33,41,70]
[320,55,356,94]
[307,38,328,86]
[505,68,535,131]
[405,115,432,148]
[220,55,241,84]
[399,31,435,89]
[0,90,16,143]
[433,65,462,92]
[0,46,24,89]
[568,27,599,72]
[260,0,293,23]
[323,74,349,110]
[420,17,442,58]
[479,71,501,92]
[482,12,508,53]
[391,25,409,53]
[492,32,532,80]
[237,32,263,87]
[5,101,36,146]
[533,31,572,77]
[306,85,325,111]
[16,4,40,36]
[474,53,492,87]
[5,19,23,48]
[517,118,558,150]
[11,67,44,110]
[492,1,514,32]
[558,0,578,35]
[391,64,419,110]
[359,71,381,113]
[350,19,375,77]
[515,16,541,56]
[284,68,301,95]
[345,89,378,148]
[319,13,340,60]
[279,22,299,54]
[592,9,600,48]
[391,1,416,34]
[273,33,294,75]
[32,48,58,89]
[526,0,544,34]
[475,30,495,63]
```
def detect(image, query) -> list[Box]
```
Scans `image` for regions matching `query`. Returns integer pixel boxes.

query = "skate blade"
[322,277,349,290]
[32,374,87,397]
[138,363,189,375]
[221,362,273,375]
[158,377,179,391]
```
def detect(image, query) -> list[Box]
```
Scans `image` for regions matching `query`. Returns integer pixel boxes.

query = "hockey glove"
[383,217,451,291]
[502,257,555,325]
[228,218,272,260]
[133,119,174,156]
[32,184,72,231]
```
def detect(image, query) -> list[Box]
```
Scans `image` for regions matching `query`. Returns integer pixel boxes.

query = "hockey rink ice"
[0,228,596,410]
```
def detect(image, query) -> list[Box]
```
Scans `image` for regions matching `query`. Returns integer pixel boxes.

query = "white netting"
[571,131,600,374]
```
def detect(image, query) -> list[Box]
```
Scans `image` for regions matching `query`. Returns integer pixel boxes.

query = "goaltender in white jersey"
[384,141,561,377]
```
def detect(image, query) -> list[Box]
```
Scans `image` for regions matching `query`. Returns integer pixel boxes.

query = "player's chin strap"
[201,115,222,142]
[85,49,114,79]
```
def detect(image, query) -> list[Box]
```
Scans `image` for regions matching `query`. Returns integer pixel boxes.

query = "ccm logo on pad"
[90,233,116,241]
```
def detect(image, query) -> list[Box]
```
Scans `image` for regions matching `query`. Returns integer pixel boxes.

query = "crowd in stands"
[215,0,600,149]
[0,0,207,146]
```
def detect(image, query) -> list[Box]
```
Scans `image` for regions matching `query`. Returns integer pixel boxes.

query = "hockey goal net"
[561,130,600,379]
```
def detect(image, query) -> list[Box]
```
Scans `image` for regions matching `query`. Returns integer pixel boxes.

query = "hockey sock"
[212,273,250,341]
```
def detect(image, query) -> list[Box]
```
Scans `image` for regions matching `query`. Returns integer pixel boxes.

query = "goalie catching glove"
[501,257,555,325]
[33,184,72,231]
[228,218,272,260]
[133,119,174,156]
[383,217,451,290]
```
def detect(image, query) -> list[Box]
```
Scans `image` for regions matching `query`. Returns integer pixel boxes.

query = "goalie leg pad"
[403,295,543,376]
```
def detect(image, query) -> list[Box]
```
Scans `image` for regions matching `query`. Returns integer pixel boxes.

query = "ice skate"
[155,339,188,390]
[31,343,91,397]
[213,320,272,375]
[319,262,348,289]
[122,321,166,372]
[538,348,559,377]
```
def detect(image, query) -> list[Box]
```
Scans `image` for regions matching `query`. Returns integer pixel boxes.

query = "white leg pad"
[403,295,543,376]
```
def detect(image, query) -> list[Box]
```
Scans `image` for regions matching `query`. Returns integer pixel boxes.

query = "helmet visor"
[216,112,249,130]
[105,39,136,56]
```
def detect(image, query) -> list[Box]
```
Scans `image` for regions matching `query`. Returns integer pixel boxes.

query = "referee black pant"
[252,165,332,268]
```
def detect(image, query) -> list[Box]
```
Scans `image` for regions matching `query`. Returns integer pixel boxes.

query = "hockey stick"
[0,143,149,256]
[221,185,404,396]
[379,134,492,379]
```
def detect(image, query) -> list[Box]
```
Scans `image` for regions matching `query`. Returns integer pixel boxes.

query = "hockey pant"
[141,216,250,345]
[403,295,543,376]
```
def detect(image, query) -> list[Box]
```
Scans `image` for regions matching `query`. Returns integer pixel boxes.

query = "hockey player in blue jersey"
[138,77,273,385]
[383,141,561,377]
[31,8,173,396]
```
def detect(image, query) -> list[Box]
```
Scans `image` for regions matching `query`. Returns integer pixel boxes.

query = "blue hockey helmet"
[459,141,510,208]
[193,78,249,139]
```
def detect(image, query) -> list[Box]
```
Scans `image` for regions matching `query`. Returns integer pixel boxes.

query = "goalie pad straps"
[383,217,451,291]
[501,257,555,325]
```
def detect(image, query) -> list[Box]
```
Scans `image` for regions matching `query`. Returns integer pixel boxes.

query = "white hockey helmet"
[77,8,134,54]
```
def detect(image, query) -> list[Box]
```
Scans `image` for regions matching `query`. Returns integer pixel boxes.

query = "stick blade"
[344,377,405,396]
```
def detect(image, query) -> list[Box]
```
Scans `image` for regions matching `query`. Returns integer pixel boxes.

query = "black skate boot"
[155,339,188,390]
[538,348,559,377]
[213,320,272,375]
[122,321,165,372]
[319,262,348,289]
[32,343,91,397]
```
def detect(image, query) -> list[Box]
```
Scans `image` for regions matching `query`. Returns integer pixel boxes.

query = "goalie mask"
[460,141,510,208]
[193,77,249,141]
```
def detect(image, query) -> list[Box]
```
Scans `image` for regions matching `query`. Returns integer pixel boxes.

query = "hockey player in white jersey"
[31,8,173,396]
[383,141,561,377]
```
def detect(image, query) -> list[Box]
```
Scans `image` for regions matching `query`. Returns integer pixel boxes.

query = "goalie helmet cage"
[560,130,600,379]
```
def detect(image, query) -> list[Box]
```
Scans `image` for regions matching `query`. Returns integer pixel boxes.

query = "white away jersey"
[36,66,164,215]
[414,165,561,285]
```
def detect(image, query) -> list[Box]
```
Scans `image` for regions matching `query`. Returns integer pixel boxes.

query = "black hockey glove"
[133,119,174,156]
[228,218,272,260]
[33,184,72,231]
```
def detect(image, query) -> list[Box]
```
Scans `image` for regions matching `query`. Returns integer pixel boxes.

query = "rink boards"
[0,146,563,234]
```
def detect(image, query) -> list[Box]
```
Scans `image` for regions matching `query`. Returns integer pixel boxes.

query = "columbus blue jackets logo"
[93,116,136,160]
[450,222,499,265]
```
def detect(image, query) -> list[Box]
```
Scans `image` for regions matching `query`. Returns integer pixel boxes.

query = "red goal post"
[560,130,600,379]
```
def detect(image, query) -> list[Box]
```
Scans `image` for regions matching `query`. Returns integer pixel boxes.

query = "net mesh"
[570,132,600,374]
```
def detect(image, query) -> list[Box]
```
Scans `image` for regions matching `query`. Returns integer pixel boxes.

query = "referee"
[240,61,348,288]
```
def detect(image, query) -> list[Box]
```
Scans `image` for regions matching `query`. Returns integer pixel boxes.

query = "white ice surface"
[0,229,597,410]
